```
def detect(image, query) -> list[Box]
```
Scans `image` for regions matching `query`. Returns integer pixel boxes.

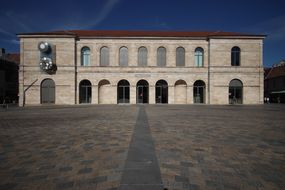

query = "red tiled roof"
[18,30,266,38]
[266,64,285,79]
[6,53,20,64]
[0,53,20,64]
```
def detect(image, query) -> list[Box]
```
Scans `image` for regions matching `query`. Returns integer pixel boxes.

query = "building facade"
[0,48,19,104]
[264,60,285,103]
[18,30,265,106]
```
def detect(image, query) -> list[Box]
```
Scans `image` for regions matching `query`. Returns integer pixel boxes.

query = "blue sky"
[0,0,284,67]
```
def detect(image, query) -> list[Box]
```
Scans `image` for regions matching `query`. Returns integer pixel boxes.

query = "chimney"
[0,48,5,57]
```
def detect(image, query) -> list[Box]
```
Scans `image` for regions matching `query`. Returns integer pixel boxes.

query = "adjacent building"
[264,60,285,103]
[0,48,19,104]
[17,30,265,106]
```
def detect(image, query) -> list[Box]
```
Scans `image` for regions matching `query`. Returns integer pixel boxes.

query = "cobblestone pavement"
[0,105,285,190]
[147,105,285,190]
[0,105,138,190]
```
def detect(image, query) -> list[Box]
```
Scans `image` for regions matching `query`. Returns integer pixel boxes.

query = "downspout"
[74,37,78,104]
[207,37,211,104]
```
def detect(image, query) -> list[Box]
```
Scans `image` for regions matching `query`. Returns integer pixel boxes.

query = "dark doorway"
[137,80,149,104]
[79,80,92,104]
[155,80,168,103]
[229,79,243,104]
[118,80,130,103]
[41,79,55,104]
[193,80,205,103]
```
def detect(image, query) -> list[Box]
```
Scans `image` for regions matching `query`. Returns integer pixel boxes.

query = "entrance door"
[155,80,168,103]
[229,79,243,104]
[137,80,149,104]
[79,80,92,104]
[41,79,55,104]
[193,80,205,103]
[118,80,130,103]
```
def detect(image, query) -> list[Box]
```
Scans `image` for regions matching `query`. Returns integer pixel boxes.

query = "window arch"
[231,46,240,66]
[41,79,55,104]
[117,80,130,103]
[138,47,148,66]
[79,80,92,104]
[195,47,204,67]
[176,47,185,66]
[100,47,109,66]
[137,80,149,103]
[119,47,128,66]
[157,47,166,67]
[155,80,168,103]
[193,80,206,103]
[81,47,90,66]
[229,79,243,104]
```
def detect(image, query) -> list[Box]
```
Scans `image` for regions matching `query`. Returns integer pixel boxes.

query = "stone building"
[17,30,265,106]
[0,48,19,104]
[264,60,285,103]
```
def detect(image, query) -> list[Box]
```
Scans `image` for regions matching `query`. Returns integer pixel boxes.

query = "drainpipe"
[207,38,211,104]
[74,37,78,104]
[23,79,38,107]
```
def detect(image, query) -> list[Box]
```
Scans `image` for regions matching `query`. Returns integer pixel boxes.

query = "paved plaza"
[0,105,284,190]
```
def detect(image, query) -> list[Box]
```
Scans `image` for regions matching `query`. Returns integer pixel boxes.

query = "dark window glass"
[231,46,240,66]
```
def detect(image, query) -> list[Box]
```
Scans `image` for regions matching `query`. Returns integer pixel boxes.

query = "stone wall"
[19,36,264,106]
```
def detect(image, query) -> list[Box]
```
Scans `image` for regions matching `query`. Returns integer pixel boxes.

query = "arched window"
[138,47,147,66]
[79,80,92,104]
[100,47,109,66]
[41,79,55,104]
[117,80,130,104]
[229,79,243,104]
[155,80,168,104]
[119,47,128,66]
[193,80,206,103]
[157,47,166,67]
[137,80,149,103]
[81,47,90,66]
[176,47,185,66]
[195,47,204,67]
[231,46,240,66]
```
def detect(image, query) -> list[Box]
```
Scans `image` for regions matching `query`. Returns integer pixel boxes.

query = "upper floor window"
[81,47,90,66]
[176,47,185,67]
[195,47,204,67]
[138,47,148,66]
[231,46,240,66]
[157,47,166,67]
[119,47,128,66]
[100,47,109,66]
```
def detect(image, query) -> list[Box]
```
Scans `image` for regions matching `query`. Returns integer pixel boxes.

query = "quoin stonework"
[17,30,265,106]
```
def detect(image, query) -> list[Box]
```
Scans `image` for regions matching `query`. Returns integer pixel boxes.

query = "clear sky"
[0,0,284,67]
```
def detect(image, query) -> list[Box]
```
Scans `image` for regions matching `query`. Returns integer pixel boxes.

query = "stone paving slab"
[146,105,285,190]
[0,104,285,190]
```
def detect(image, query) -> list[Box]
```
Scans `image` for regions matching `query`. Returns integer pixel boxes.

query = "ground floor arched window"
[79,80,92,104]
[229,79,243,104]
[41,79,55,104]
[155,80,168,103]
[137,80,149,104]
[117,80,130,104]
[193,80,205,103]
